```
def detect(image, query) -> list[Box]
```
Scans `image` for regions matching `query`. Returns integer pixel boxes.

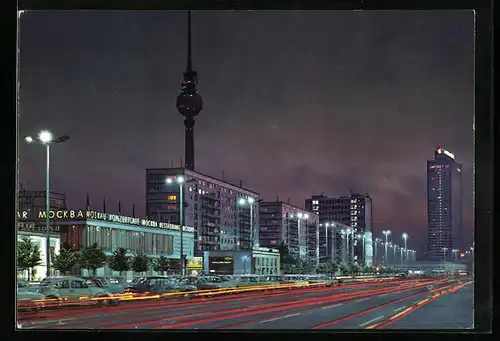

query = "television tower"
[176,11,203,170]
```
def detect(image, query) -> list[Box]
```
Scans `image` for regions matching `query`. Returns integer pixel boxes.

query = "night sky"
[18,10,474,254]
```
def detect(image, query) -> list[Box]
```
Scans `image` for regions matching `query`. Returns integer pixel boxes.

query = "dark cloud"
[18,10,474,252]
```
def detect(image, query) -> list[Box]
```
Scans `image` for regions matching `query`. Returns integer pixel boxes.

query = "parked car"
[17,290,48,311]
[82,277,126,294]
[231,276,262,287]
[192,276,234,290]
[124,276,188,295]
[39,276,117,306]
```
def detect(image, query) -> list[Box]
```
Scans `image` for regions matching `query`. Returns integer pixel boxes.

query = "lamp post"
[357,233,365,265]
[392,244,397,264]
[340,229,346,264]
[374,238,380,265]
[402,233,408,269]
[243,254,251,275]
[346,228,352,263]
[399,246,404,266]
[25,131,69,277]
[442,247,448,262]
[382,230,391,265]
[323,223,329,261]
[238,197,260,250]
[166,176,195,276]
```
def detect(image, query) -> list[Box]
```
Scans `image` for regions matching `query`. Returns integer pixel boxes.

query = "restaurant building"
[17,208,195,279]
[202,247,280,276]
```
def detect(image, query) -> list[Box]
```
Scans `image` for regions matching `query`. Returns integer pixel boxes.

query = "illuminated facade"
[305,193,373,265]
[146,168,259,254]
[258,201,319,265]
[203,247,280,276]
[17,209,195,278]
[427,147,463,260]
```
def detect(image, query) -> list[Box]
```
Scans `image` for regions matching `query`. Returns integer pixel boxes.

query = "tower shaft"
[184,118,195,170]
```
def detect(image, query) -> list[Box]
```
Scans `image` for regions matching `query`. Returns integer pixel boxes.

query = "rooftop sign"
[436,146,455,160]
[16,209,194,233]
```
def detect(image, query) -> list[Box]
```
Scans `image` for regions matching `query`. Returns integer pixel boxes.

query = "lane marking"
[260,313,301,323]
[356,297,369,302]
[379,293,388,297]
[393,306,406,313]
[359,315,385,327]
[389,307,413,320]
[321,303,343,310]
[21,317,76,326]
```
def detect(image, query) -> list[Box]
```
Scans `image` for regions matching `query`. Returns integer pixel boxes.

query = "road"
[17,277,473,329]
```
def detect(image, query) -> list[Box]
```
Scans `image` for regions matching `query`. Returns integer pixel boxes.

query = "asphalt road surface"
[17,277,473,330]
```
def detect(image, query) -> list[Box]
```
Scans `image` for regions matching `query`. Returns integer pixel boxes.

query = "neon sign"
[16,209,194,233]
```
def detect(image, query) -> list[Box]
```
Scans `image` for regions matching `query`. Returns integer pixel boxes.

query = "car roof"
[43,276,87,281]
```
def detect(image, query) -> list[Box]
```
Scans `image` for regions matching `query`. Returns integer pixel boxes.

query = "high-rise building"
[259,201,319,265]
[305,192,373,265]
[427,146,463,260]
[146,168,259,255]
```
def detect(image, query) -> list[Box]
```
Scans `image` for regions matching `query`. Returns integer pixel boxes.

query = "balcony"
[202,200,219,209]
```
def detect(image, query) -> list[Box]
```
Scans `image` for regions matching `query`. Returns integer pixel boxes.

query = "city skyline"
[17,10,474,254]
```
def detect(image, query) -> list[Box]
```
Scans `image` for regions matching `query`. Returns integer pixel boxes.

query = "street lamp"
[382,230,391,265]
[238,197,260,250]
[402,233,408,269]
[166,175,195,276]
[346,228,352,263]
[340,229,346,263]
[399,246,404,266]
[243,254,252,275]
[25,130,69,277]
[374,238,381,265]
[442,247,448,262]
[357,233,365,265]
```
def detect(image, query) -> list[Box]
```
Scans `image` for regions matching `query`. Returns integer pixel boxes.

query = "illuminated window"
[168,195,177,200]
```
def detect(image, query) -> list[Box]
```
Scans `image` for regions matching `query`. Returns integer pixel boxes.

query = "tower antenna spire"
[187,11,192,72]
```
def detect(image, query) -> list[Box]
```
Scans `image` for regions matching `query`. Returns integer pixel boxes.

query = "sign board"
[187,256,203,270]
[16,209,194,233]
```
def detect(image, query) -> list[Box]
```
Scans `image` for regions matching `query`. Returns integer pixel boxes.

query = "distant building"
[258,201,319,265]
[146,168,259,255]
[18,188,67,219]
[427,147,463,260]
[305,192,373,265]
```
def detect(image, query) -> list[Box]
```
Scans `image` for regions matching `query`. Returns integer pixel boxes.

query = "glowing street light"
[165,175,194,275]
[382,230,391,265]
[239,197,260,249]
[402,232,408,269]
[442,247,448,262]
[25,130,69,277]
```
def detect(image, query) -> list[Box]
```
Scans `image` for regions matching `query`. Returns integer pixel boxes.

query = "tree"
[347,262,360,275]
[363,265,372,274]
[52,245,79,275]
[17,237,42,281]
[324,261,339,277]
[277,241,296,266]
[339,263,349,276]
[79,242,106,276]
[131,250,149,275]
[152,256,171,275]
[109,247,130,276]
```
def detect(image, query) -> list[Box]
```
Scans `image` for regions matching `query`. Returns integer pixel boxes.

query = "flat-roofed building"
[146,168,259,255]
